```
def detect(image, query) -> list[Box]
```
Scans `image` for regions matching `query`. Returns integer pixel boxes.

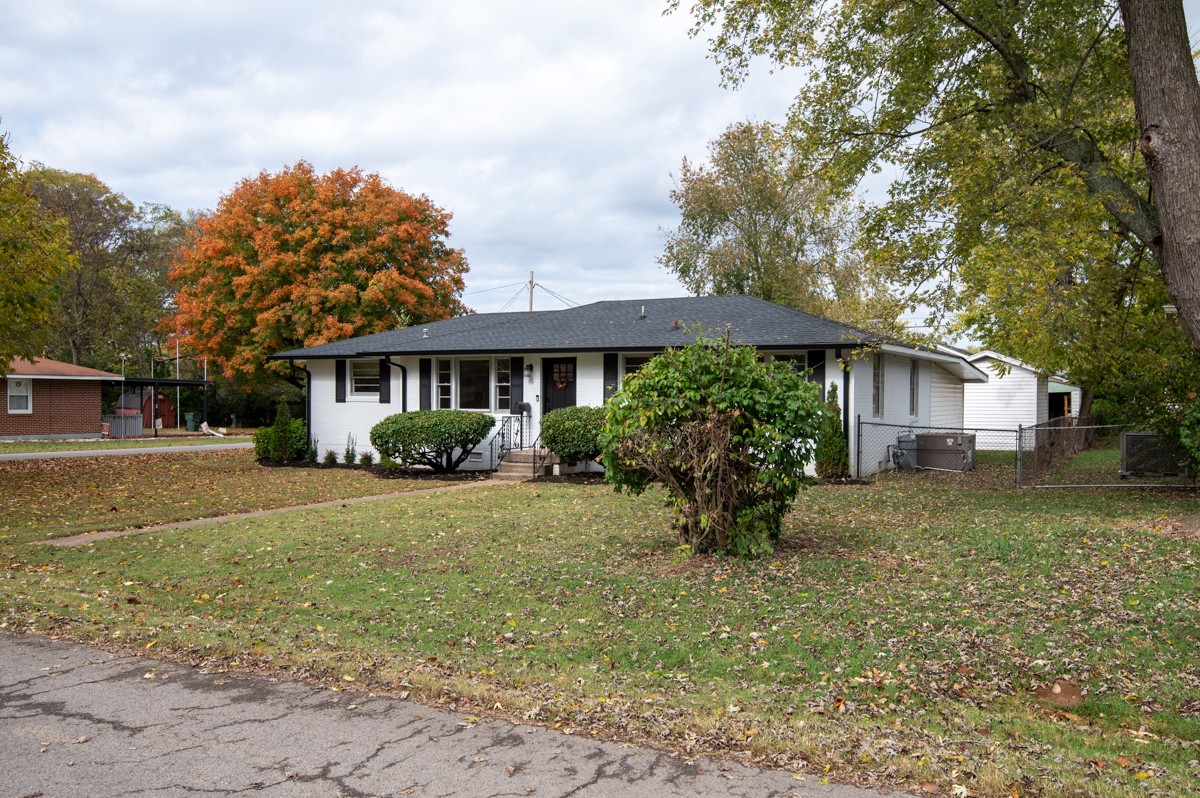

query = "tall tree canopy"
[166,162,469,388]
[671,0,1200,403]
[23,167,186,371]
[0,138,75,374]
[660,121,900,329]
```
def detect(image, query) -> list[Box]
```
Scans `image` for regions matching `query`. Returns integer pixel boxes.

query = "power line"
[463,282,524,296]
[496,285,529,313]
[534,282,578,308]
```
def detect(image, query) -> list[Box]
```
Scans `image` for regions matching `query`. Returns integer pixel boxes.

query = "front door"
[542,357,577,414]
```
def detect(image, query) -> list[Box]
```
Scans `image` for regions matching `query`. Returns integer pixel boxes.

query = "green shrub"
[344,433,357,465]
[601,332,826,556]
[253,400,308,463]
[814,382,850,478]
[358,450,375,467]
[322,449,339,466]
[541,405,606,464]
[370,410,496,472]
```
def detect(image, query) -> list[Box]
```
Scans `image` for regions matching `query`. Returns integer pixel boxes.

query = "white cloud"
[3,0,799,311]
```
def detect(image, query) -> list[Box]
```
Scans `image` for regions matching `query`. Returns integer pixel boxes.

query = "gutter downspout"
[289,359,312,437]
[385,358,408,412]
[836,348,850,470]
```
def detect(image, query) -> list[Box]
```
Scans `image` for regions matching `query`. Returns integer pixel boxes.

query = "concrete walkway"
[0,441,255,461]
[0,631,886,798]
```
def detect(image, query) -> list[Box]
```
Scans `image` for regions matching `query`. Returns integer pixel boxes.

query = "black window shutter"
[603,353,618,399]
[509,357,524,413]
[419,358,432,410]
[335,360,347,403]
[379,359,391,404]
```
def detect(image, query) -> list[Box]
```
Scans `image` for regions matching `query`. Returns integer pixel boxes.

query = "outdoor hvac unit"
[894,433,919,470]
[915,432,977,472]
[1120,431,1190,477]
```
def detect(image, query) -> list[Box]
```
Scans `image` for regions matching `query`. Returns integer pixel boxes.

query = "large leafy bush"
[541,405,606,465]
[601,333,827,556]
[370,410,496,472]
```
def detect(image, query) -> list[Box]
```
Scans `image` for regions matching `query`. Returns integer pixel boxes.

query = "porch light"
[525,363,534,378]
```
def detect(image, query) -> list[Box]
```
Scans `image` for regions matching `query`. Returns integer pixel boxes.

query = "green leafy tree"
[0,137,74,373]
[370,410,496,472]
[601,331,826,556]
[662,121,900,330]
[23,166,187,370]
[671,0,1200,381]
[166,161,468,390]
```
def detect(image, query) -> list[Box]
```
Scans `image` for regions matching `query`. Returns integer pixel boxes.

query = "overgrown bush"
[814,382,850,478]
[601,332,827,556]
[541,405,606,464]
[253,400,308,463]
[370,410,496,472]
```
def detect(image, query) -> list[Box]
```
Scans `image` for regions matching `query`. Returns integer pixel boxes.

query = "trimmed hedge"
[370,410,496,472]
[541,405,606,464]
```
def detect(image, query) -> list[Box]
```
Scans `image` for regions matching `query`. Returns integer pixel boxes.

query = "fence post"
[855,414,862,480]
[1015,425,1023,488]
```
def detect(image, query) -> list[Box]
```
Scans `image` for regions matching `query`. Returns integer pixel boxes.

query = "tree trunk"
[1119,0,1200,351]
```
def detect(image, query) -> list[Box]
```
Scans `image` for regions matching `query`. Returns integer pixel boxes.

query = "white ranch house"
[273,296,988,477]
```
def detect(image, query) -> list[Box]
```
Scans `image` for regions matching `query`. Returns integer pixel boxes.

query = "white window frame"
[436,357,510,412]
[349,360,381,398]
[7,378,31,415]
[495,358,511,412]
[871,354,884,418]
[909,360,919,418]
[621,354,653,386]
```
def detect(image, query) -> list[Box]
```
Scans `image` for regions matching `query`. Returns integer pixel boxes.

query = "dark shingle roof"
[270,296,876,360]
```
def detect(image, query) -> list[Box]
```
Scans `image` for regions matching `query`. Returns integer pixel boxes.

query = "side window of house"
[623,356,651,377]
[458,359,490,410]
[909,360,919,417]
[872,354,884,417]
[437,359,452,409]
[350,361,380,396]
[7,378,31,414]
[495,358,511,411]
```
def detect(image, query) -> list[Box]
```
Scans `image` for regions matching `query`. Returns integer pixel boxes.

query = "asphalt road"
[0,632,888,798]
[0,442,254,461]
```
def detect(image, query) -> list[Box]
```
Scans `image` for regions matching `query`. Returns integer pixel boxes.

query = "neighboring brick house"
[1,357,121,439]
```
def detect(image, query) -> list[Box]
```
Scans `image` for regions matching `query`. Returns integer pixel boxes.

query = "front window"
[350,361,380,396]
[623,355,651,377]
[458,359,490,410]
[872,354,884,417]
[437,359,452,409]
[7,378,31,414]
[495,358,511,411]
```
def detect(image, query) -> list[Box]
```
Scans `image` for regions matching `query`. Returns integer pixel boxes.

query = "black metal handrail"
[490,414,531,470]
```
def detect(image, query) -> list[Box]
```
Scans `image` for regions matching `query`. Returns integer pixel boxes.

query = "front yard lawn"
[1,455,1197,797]
[0,449,459,545]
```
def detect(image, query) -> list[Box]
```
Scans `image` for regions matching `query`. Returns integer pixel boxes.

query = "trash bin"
[184,412,197,432]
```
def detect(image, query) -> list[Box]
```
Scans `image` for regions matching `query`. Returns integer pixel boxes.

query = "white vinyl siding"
[929,366,964,428]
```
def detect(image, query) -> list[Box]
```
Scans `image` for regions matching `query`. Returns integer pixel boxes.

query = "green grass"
[0,435,253,454]
[0,449,459,545]
[1,454,1198,797]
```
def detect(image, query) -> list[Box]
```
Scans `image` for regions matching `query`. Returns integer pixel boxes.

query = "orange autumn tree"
[166,161,468,388]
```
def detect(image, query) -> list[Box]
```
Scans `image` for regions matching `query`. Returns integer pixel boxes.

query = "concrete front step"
[490,448,554,481]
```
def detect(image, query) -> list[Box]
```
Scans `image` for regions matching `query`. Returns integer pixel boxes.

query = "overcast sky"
[1,0,805,313]
[5,2,1199,318]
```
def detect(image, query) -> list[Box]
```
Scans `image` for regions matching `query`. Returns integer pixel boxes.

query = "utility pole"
[528,271,534,312]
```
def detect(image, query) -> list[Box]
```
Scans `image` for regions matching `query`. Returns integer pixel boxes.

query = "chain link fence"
[856,419,1019,480]
[858,417,1199,488]
[1016,419,1197,488]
